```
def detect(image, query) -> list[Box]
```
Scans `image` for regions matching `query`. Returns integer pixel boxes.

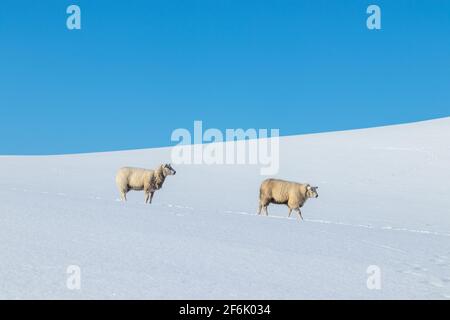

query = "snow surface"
[1,118,450,299]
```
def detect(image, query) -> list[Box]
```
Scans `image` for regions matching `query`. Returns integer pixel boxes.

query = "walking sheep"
[116,163,176,204]
[258,179,318,220]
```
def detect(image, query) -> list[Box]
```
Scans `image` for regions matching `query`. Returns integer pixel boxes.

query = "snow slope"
[1,118,450,299]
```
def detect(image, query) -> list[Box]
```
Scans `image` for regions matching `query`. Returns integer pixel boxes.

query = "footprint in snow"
[442,277,450,283]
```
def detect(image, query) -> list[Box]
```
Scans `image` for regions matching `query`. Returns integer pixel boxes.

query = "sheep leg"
[120,190,127,202]
[149,192,154,204]
[144,191,150,204]
[259,199,269,216]
[296,209,304,221]
[288,208,293,218]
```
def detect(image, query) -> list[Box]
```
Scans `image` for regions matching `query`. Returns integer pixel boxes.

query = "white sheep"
[258,179,319,220]
[115,164,176,203]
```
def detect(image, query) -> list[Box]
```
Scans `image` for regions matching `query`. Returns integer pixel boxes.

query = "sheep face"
[162,163,176,176]
[306,185,319,198]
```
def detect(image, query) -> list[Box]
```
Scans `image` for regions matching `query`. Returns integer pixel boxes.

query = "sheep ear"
[306,185,311,190]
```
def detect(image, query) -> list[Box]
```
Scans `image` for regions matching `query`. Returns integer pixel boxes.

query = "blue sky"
[0,0,449,154]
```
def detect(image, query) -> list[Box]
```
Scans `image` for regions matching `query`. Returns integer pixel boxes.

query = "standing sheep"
[258,179,318,220]
[116,163,176,204]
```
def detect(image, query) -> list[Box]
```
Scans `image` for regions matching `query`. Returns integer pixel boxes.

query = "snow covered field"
[1,118,450,299]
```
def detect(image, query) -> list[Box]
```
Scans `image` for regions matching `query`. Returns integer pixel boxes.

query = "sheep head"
[161,163,176,176]
[306,185,319,198]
